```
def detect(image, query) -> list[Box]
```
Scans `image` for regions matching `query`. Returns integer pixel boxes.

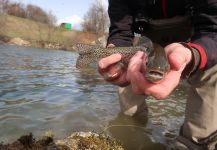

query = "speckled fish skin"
[75,44,149,69]
[75,43,170,83]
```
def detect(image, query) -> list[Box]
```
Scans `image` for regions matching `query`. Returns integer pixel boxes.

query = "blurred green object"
[65,23,71,29]
[60,23,71,29]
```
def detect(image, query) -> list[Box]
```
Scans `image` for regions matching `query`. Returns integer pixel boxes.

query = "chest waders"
[118,14,217,150]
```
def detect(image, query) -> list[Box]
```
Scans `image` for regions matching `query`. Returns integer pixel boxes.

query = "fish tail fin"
[75,43,97,69]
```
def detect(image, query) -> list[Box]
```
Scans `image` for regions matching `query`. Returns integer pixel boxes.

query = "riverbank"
[0,14,102,51]
[1,37,76,51]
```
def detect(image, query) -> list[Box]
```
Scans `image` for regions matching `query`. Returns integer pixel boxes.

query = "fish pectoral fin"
[74,43,96,55]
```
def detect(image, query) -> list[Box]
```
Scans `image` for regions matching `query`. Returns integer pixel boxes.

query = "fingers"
[126,48,183,99]
[128,69,181,99]
[126,51,148,94]
[98,54,122,69]
[165,43,192,71]
[143,70,181,99]
[168,51,186,70]
[99,62,124,81]
[99,63,129,86]
[111,71,130,87]
[97,43,192,100]
[98,53,129,86]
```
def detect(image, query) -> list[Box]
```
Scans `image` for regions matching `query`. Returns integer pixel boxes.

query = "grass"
[0,14,98,47]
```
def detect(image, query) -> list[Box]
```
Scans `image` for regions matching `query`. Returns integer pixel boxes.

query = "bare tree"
[1,1,57,26]
[47,10,56,26]
[0,0,9,13]
[81,0,109,34]
[26,4,49,24]
[6,2,26,18]
[25,4,56,25]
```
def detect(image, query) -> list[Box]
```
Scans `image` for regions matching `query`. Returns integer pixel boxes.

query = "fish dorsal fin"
[74,43,96,54]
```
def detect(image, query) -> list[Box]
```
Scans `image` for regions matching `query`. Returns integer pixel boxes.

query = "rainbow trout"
[75,43,170,83]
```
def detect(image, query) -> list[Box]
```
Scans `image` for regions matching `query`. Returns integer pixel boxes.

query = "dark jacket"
[107,0,217,72]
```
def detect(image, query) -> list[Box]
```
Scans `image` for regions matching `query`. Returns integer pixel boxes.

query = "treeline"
[0,0,56,25]
[81,0,109,34]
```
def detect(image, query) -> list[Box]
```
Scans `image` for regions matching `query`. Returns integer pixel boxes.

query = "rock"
[56,132,124,150]
[0,131,124,150]
[44,42,66,50]
[8,37,31,47]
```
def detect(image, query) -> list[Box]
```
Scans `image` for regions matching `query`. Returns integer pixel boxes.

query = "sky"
[17,0,108,30]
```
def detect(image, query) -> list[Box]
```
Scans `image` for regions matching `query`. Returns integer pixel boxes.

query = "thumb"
[168,49,191,71]
[165,43,192,71]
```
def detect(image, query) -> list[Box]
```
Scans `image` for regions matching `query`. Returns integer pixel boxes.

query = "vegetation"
[56,132,124,150]
[81,0,109,34]
[0,14,97,50]
[0,0,56,25]
[0,132,124,150]
[0,0,109,50]
[0,133,54,150]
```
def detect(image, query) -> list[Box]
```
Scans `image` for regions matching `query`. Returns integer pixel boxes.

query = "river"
[0,44,188,150]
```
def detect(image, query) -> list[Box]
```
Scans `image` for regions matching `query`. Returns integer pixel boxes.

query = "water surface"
[0,44,188,149]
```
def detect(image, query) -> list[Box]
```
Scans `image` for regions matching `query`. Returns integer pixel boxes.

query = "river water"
[0,44,188,150]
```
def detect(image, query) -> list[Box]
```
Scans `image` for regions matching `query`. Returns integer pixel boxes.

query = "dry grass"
[0,14,98,45]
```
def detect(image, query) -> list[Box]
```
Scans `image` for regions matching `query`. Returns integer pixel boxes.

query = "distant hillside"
[0,14,99,50]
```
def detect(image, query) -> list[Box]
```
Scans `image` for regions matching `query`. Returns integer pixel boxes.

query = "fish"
[145,43,170,82]
[75,41,170,83]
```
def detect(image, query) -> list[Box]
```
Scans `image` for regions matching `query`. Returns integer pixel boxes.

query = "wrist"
[179,42,200,78]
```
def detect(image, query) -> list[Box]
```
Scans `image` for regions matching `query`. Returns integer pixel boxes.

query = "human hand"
[126,43,192,99]
[98,44,130,87]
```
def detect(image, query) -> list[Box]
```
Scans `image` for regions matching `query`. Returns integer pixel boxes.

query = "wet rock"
[56,132,124,150]
[0,132,124,150]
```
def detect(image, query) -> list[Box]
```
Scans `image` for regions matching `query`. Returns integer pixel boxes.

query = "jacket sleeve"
[107,0,134,46]
[187,0,217,71]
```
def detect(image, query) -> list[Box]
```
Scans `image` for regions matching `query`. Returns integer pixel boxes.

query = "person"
[98,0,217,150]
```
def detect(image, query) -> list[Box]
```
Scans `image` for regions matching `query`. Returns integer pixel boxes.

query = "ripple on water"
[0,45,189,149]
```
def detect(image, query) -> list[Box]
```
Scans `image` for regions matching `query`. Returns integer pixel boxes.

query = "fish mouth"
[145,69,165,83]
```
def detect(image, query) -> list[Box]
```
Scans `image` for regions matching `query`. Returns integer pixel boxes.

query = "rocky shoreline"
[0,35,108,51]
[11,37,76,51]
[0,37,81,51]
[0,132,124,150]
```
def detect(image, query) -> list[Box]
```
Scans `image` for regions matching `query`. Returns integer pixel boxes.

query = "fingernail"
[111,72,118,78]
[103,72,119,81]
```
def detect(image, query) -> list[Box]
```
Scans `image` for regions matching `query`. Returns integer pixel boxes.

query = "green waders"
[117,16,217,149]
